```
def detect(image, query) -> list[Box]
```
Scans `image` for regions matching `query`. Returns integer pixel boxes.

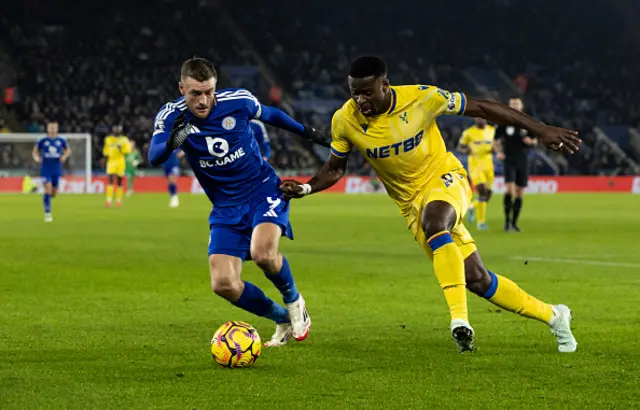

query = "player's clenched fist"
[280,180,310,199]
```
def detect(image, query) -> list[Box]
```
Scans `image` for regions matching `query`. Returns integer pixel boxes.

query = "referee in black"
[495,97,538,232]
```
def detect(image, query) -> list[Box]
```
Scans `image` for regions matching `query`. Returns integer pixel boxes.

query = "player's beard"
[191,104,210,119]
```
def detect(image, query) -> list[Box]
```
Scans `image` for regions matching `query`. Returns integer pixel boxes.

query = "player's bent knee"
[422,201,457,238]
[211,275,242,299]
[250,223,282,273]
[209,254,243,300]
[251,248,279,272]
[464,252,492,295]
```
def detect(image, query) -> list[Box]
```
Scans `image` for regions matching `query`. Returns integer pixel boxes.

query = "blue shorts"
[208,190,294,260]
[41,174,61,188]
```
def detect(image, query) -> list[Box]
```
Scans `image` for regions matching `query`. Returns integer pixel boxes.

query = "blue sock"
[168,183,177,196]
[264,256,300,304]
[232,281,289,324]
[43,194,51,213]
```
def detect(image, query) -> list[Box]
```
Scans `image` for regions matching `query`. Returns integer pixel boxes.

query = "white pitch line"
[511,256,640,269]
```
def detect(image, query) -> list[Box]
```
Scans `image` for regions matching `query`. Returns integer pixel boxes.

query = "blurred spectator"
[1,0,638,175]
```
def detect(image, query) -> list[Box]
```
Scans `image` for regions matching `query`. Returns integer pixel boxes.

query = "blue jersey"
[36,136,68,175]
[249,119,271,159]
[153,89,277,207]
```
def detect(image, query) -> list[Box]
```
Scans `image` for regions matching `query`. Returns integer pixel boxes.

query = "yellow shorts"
[405,167,477,260]
[470,167,494,188]
[106,160,126,177]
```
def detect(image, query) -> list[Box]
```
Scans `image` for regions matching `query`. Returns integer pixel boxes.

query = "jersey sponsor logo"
[205,137,230,158]
[200,136,246,167]
[43,145,61,159]
[365,130,424,159]
[222,116,237,130]
[360,123,369,133]
[199,149,246,168]
[399,112,409,124]
[198,148,245,168]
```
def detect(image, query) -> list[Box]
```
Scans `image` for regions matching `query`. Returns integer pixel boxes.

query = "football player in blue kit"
[162,148,185,208]
[32,121,72,222]
[149,58,329,347]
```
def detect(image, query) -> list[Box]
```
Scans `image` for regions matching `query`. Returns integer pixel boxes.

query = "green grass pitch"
[1,193,640,409]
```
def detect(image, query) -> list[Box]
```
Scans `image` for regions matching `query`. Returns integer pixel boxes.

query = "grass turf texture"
[1,193,639,409]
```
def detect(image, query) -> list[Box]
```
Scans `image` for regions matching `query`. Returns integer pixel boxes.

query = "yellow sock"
[106,185,114,202]
[477,200,487,224]
[428,231,468,323]
[116,186,124,202]
[484,272,553,324]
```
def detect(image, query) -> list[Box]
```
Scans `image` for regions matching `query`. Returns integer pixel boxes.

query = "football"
[210,321,262,368]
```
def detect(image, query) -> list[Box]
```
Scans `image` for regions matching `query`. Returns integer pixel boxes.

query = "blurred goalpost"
[0,133,93,193]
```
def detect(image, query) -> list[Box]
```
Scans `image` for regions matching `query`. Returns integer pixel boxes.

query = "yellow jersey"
[459,124,495,171]
[103,135,131,163]
[331,85,467,215]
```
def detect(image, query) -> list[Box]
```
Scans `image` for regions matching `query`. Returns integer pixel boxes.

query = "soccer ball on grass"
[211,321,261,368]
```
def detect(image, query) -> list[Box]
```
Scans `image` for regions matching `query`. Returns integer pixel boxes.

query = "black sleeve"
[494,125,505,142]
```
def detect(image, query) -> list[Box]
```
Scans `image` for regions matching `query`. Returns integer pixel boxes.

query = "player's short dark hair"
[181,57,217,82]
[349,55,387,79]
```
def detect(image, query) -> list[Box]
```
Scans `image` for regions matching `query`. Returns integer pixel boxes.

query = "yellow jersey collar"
[386,88,397,115]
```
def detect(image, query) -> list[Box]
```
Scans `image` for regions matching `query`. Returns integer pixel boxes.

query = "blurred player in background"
[249,119,271,161]
[458,118,501,230]
[32,121,71,222]
[162,148,184,208]
[282,56,581,353]
[103,125,131,207]
[496,97,537,232]
[149,58,329,347]
[125,140,142,196]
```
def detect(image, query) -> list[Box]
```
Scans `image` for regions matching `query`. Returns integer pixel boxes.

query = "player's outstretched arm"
[259,105,331,147]
[463,97,582,154]
[280,154,348,199]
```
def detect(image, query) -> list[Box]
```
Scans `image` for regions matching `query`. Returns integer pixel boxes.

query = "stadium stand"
[1,0,639,175]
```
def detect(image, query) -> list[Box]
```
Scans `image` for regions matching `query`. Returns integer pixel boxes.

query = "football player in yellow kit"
[281,56,581,353]
[458,118,502,230]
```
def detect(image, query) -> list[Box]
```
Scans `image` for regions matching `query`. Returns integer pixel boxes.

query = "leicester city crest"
[222,116,236,131]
